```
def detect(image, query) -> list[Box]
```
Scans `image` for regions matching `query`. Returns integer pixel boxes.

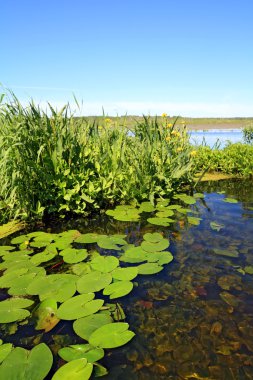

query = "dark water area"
[189,129,243,148]
[1,179,253,379]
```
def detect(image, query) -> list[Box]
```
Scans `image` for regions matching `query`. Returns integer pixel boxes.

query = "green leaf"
[73,314,112,341]
[90,256,119,272]
[103,281,133,299]
[34,299,60,332]
[141,238,169,252]
[174,194,196,205]
[0,343,13,363]
[0,343,53,380]
[120,246,147,263]
[143,232,164,243]
[77,272,112,293]
[155,210,174,218]
[57,294,104,320]
[210,221,225,231]
[97,237,126,251]
[147,217,174,226]
[75,233,99,244]
[139,202,156,212]
[187,216,201,226]
[0,298,34,323]
[137,263,164,275]
[112,267,138,281]
[89,322,135,349]
[223,197,238,203]
[61,248,88,264]
[52,358,93,380]
[58,344,104,363]
[146,251,173,265]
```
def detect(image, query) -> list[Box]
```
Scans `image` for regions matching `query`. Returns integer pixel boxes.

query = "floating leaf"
[143,233,164,243]
[193,192,204,198]
[112,267,138,281]
[187,216,201,226]
[139,202,156,213]
[73,314,112,341]
[75,233,99,244]
[57,294,104,320]
[223,198,238,203]
[0,298,34,323]
[137,263,164,275]
[106,208,140,222]
[103,281,133,299]
[77,272,112,294]
[0,246,15,256]
[245,266,253,275]
[213,249,239,258]
[147,217,174,226]
[146,251,173,265]
[97,236,126,251]
[156,210,174,218]
[58,344,104,363]
[89,322,135,349]
[210,221,225,231]
[141,238,169,252]
[0,343,53,380]
[70,263,91,276]
[0,342,13,363]
[34,299,60,332]
[27,274,77,302]
[90,256,119,273]
[61,248,88,264]
[174,194,196,205]
[120,246,147,263]
[52,358,93,380]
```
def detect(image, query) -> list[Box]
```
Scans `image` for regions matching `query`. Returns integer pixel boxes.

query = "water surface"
[189,129,243,148]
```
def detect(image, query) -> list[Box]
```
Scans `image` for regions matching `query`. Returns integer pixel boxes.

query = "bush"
[243,124,253,144]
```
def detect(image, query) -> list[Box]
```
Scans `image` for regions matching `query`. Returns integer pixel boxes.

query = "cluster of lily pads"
[0,191,240,379]
[0,227,174,379]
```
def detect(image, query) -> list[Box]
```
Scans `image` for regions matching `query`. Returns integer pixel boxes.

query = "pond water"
[1,179,253,379]
[189,129,243,148]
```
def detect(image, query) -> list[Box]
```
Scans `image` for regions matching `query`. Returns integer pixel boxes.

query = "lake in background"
[189,129,243,148]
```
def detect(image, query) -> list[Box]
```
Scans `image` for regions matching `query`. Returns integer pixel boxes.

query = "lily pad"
[141,238,169,252]
[139,202,156,212]
[213,249,239,258]
[143,232,164,243]
[156,210,174,218]
[89,322,135,349]
[112,267,138,281]
[0,343,53,380]
[174,194,196,205]
[77,272,112,294]
[0,298,34,323]
[137,263,164,275]
[73,314,112,341]
[90,256,119,273]
[57,294,104,320]
[58,344,104,363]
[61,248,88,264]
[210,221,225,231]
[97,236,126,251]
[146,251,173,265]
[27,274,77,302]
[120,246,147,263]
[52,358,93,380]
[147,217,174,226]
[75,233,99,244]
[223,197,238,203]
[103,281,133,299]
[187,216,201,226]
[0,342,13,363]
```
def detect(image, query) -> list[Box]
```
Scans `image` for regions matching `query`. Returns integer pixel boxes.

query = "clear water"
[189,129,243,148]
[1,179,253,379]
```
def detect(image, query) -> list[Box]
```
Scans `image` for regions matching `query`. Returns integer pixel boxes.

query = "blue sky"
[2,0,253,116]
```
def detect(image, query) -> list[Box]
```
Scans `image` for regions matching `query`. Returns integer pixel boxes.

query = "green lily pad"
[137,263,164,275]
[120,246,147,263]
[0,342,13,363]
[77,272,112,294]
[213,249,239,258]
[0,343,53,380]
[30,250,57,265]
[61,248,88,264]
[143,232,164,243]
[194,192,205,198]
[57,294,104,320]
[147,217,174,226]
[0,246,15,256]
[103,281,133,299]
[155,210,174,218]
[245,266,253,275]
[70,263,91,276]
[52,358,93,380]
[187,216,202,226]
[139,202,156,212]
[210,221,225,231]
[27,274,77,302]
[89,322,135,349]
[58,344,104,363]
[11,235,29,245]
[75,233,100,244]
[0,297,34,323]
[146,251,173,265]
[8,273,44,296]
[90,256,119,272]
[34,299,60,332]
[141,238,169,252]
[97,236,126,250]
[106,208,140,222]
[73,314,112,341]
[223,197,238,203]
[174,194,196,205]
[112,267,138,281]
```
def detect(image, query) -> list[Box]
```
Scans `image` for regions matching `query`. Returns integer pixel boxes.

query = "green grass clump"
[0,93,197,223]
[193,143,253,177]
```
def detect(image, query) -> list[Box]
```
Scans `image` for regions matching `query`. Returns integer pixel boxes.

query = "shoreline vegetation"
[0,93,252,224]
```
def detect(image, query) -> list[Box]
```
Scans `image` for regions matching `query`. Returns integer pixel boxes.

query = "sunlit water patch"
[0,179,253,379]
